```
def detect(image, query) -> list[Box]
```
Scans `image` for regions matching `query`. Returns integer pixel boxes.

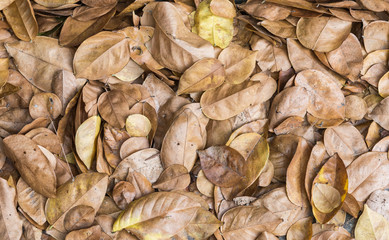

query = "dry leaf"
[29,93,62,120]
[193,0,235,48]
[198,146,246,188]
[366,189,389,222]
[152,164,190,191]
[311,154,348,224]
[0,177,23,240]
[75,115,101,169]
[73,31,130,80]
[200,77,276,120]
[355,205,389,240]
[364,21,389,54]
[150,2,214,73]
[177,58,225,95]
[286,217,312,240]
[296,16,352,52]
[3,0,37,41]
[221,206,282,240]
[64,205,95,232]
[347,152,389,201]
[218,44,257,84]
[5,36,74,92]
[112,181,136,210]
[45,172,108,232]
[3,134,56,198]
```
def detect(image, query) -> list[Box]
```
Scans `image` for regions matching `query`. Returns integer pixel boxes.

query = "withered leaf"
[3,134,56,198]
[369,97,389,130]
[97,90,132,129]
[3,0,37,41]
[73,31,130,80]
[0,177,23,240]
[296,16,352,52]
[177,58,225,95]
[218,44,257,84]
[34,0,79,8]
[161,108,204,172]
[198,146,247,188]
[221,206,282,240]
[112,181,136,210]
[355,205,389,240]
[200,77,276,120]
[324,123,368,167]
[286,217,312,240]
[29,93,62,120]
[113,191,221,239]
[150,2,214,73]
[64,205,95,232]
[5,36,74,92]
[364,21,389,54]
[152,164,190,191]
[45,172,108,232]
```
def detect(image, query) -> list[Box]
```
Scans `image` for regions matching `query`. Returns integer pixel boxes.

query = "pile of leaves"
[2,0,389,239]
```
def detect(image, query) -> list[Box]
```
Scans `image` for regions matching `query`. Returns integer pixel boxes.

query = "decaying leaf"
[355,205,389,240]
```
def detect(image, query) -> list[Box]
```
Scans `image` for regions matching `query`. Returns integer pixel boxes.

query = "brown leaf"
[111,148,163,184]
[295,69,345,120]
[355,204,389,240]
[253,187,311,236]
[347,152,389,201]
[324,123,368,167]
[286,217,312,240]
[364,21,389,54]
[16,178,47,225]
[325,33,363,81]
[161,108,204,171]
[29,93,62,120]
[345,95,368,121]
[5,36,74,92]
[73,31,130,80]
[3,134,56,197]
[369,97,389,130]
[59,7,115,47]
[296,16,352,52]
[45,172,108,232]
[152,164,190,191]
[64,205,95,232]
[126,171,154,199]
[3,0,37,41]
[250,35,291,72]
[269,86,309,131]
[366,189,389,222]
[113,191,220,239]
[72,4,116,22]
[0,177,23,240]
[269,134,300,181]
[177,58,225,95]
[150,2,214,73]
[221,206,282,240]
[218,44,257,84]
[239,0,291,21]
[305,141,328,201]
[112,181,136,210]
[200,77,276,120]
[198,146,247,188]
[311,154,348,224]
[286,138,312,207]
[65,225,108,240]
[119,137,149,160]
[196,169,214,197]
[287,39,346,87]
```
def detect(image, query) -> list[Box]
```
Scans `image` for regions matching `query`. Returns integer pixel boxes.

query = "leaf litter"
[1,0,389,239]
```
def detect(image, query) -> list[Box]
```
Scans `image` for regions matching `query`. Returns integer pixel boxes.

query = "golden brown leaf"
[286,217,312,240]
[355,205,389,240]
[364,21,389,53]
[73,31,130,80]
[3,0,37,41]
[29,93,62,120]
[64,205,95,232]
[45,172,108,232]
[3,134,56,198]
[112,181,136,210]
[152,164,190,191]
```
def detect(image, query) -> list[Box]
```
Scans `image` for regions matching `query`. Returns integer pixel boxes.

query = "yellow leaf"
[193,0,235,48]
[355,205,389,240]
[75,115,101,169]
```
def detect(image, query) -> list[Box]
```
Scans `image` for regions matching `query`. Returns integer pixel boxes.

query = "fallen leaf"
[363,21,389,54]
[221,206,282,240]
[355,205,389,240]
[3,134,56,198]
[198,146,246,188]
[64,205,95,232]
[112,181,136,210]
[177,58,225,95]
[324,123,368,167]
[152,164,190,191]
[75,115,101,169]
[0,177,23,240]
[296,16,352,52]
[366,189,389,222]
[200,76,276,120]
[218,44,257,84]
[286,217,312,240]
[5,36,74,92]
[125,114,152,137]
[3,0,37,41]
[120,137,149,160]
[193,0,235,48]
[29,93,62,120]
[150,2,214,73]
[45,172,108,232]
